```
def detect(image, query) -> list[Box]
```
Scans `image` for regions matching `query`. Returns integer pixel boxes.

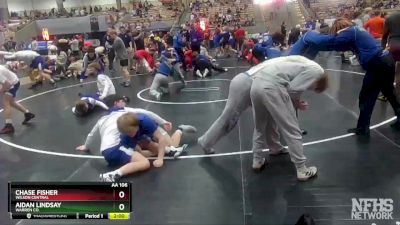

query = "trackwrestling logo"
[351,198,393,220]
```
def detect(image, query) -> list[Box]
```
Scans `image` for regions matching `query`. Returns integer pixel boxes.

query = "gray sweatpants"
[250,78,306,170]
[150,73,169,98]
[198,73,283,151]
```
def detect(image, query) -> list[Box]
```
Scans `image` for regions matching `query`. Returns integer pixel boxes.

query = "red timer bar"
[8,182,131,220]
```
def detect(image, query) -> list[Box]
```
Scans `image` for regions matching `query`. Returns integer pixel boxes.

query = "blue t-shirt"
[214,34,222,47]
[120,114,158,149]
[327,26,382,69]
[157,50,175,76]
[288,31,333,59]
[195,54,210,63]
[266,47,282,59]
[30,56,48,70]
[254,44,281,59]
[221,32,230,44]
[173,33,184,49]
[119,33,132,48]
[190,29,203,45]
[260,33,273,48]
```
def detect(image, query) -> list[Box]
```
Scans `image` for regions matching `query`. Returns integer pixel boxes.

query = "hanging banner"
[42,28,49,41]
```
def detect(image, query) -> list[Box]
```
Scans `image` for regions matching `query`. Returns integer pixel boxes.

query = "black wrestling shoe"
[0,124,15,134]
[28,81,43,89]
[120,81,131,87]
[347,127,370,136]
[390,121,400,131]
[22,112,35,125]
[301,129,308,135]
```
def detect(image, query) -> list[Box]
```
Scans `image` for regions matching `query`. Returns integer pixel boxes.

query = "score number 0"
[118,191,125,211]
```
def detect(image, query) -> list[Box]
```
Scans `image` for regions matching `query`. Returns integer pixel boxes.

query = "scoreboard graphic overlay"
[8,182,131,220]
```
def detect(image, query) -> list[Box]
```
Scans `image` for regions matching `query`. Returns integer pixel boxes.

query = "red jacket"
[135,50,155,68]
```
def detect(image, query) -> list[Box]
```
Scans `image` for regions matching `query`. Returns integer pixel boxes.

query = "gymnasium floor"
[1,53,400,225]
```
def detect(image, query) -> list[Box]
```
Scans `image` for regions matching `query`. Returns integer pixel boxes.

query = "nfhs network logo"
[351,198,393,220]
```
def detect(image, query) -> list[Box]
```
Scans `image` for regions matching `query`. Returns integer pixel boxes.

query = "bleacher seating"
[8,1,182,31]
[191,0,255,27]
[308,0,358,19]
[371,0,400,9]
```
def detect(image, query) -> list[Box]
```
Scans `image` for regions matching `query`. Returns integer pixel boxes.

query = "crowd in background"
[189,0,255,28]
[303,0,400,20]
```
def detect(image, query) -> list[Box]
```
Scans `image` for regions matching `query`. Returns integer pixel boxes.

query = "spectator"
[3,37,16,52]
[118,26,133,69]
[288,24,301,46]
[109,29,130,87]
[235,25,246,52]
[70,36,80,58]
[103,28,115,71]
[31,37,38,52]
[362,7,372,25]
[364,10,385,39]
[133,26,145,51]
[281,21,287,34]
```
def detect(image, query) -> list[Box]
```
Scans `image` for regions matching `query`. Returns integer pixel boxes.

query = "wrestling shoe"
[203,68,210,78]
[28,81,42,90]
[178,125,197,133]
[99,173,121,182]
[51,81,57,89]
[196,70,203,78]
[297,166,318,181]
[390,121,400,131]
[347,127,370,136]
[0,124,15,134]
[167,144,188,158]
[197,138,215,154]
[22,112,35,125]
[269,148,289,156]
[120,81,131,87]
[301,129,308,135]
[202,147,215,154]
[154,92,161,101]
[181,80,187,88]
[252,157,266,171]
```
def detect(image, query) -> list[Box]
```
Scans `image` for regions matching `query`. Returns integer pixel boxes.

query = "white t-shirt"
[70,39,80,51]
[0,65,19,85]
[84,108,168,151]
[97,74,116,99]
[4,50,39,64]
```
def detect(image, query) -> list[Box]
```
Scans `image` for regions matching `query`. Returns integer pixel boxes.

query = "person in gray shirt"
[250,56,328,181]
[109,29,131,87]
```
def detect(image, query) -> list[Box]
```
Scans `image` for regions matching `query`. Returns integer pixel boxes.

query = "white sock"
[25,110,29,113]
[5,119,12,124]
